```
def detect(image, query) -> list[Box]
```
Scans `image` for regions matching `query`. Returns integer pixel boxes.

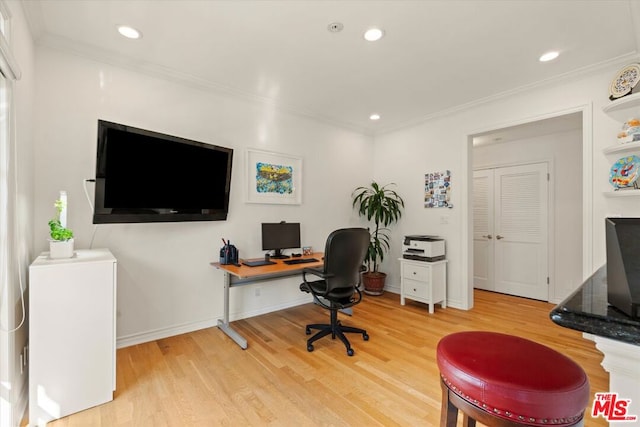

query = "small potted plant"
[48,196,74,259]
[352,181,404,295]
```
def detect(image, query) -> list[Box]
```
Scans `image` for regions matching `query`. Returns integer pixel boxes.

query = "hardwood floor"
[47,290,608,426]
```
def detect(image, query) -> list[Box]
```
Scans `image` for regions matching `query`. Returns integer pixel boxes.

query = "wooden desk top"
[212,252,324,279]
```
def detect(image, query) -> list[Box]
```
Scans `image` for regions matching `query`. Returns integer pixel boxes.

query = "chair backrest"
[322,228,370,294]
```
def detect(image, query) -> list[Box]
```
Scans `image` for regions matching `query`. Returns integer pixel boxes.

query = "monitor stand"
[270,249,289,259]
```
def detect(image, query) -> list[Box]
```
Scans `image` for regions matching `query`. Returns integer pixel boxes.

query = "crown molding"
[19,0,44,42]
[37,33,372,137]
[30,27,640,138]
[375,51,640,136]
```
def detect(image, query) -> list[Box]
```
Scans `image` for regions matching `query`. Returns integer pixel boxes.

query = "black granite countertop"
[550,265,640,346]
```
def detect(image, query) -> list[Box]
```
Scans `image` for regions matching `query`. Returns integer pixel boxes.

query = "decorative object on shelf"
[617,118,640,144]
[245,149,302,204]
[609,63,640,101]
[352,182,405,295]
[424,170,453,208]
[609,155,640,190]
[48,191,75,259]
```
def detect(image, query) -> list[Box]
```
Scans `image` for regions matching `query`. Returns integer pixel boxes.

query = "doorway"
[473,162,549,300]
[469,111,584,303]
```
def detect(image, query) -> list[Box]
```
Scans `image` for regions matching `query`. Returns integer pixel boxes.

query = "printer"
[402,235,445,262]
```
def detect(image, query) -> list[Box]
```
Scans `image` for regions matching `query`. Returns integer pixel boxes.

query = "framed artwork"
[424,170,452,208]
[246,149,302,204]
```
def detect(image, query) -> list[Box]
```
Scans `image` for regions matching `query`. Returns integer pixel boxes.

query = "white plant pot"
[49,238,74,259]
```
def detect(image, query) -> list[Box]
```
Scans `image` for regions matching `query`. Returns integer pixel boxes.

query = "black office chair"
[299,227,370,356]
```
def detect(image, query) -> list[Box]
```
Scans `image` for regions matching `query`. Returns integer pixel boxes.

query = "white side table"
[399,258,447,314]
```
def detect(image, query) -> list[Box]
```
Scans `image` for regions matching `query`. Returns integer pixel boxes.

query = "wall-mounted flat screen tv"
[93,120,233,224]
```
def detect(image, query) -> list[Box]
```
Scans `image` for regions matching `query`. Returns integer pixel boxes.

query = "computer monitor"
[605,217,640,319]
[261,222,301,259]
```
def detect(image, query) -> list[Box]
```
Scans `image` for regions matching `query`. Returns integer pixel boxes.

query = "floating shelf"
[603,189,640,198]
[603,141,640,155]
[603,92,640,122]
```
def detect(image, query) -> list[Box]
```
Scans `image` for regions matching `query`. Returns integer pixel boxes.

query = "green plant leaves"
[352,182,404,272]
[49,219,73,241]
[49,199,74,241]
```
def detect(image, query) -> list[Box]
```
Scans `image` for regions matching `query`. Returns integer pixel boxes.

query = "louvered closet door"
[493,163,548,300]
[473,170,494,291]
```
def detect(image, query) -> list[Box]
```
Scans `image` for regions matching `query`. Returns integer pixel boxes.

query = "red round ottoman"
[436,332,590,427]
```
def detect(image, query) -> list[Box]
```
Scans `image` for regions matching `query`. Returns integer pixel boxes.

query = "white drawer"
[403,264,429,283]
[403,278,428,298]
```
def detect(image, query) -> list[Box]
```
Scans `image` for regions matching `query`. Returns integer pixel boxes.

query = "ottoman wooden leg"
[440,379,458,427]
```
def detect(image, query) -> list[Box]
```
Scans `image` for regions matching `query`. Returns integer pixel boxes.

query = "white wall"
[373,63,640,310]
[0,1,35,425]
[33,47,373,347]
[473,128,583,302]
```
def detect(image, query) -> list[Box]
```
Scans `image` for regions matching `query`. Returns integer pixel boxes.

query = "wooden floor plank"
[44,290,609,426]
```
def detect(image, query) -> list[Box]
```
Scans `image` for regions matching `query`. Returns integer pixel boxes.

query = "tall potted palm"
[352,182,404,295]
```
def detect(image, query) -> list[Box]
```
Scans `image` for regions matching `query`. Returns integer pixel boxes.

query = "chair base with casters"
[304,301,369,356]
[437,331,590,427]
[299,227,371,356]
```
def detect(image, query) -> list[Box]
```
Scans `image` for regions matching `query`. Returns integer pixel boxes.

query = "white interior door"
[473,170,494,291]
[473,163,549,301]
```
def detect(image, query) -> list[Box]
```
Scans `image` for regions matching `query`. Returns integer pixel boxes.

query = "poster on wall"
[424,170,452,208]
[246,149,302,204]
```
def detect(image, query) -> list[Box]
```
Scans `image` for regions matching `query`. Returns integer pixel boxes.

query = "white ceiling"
[21,0,640,136]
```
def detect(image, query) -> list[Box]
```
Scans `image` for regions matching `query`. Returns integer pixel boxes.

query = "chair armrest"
[302,267,333,281]
[301,268,336,301]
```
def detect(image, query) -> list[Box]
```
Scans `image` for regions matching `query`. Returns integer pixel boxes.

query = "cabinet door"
[403,278,428,299]
[402,263,429,283]
[473,169,494,291]
[494,163,549,300]
[30,259,115,425]
[474,164,549,301]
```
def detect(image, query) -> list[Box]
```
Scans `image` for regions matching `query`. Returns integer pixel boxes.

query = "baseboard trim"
[116,296,312,348]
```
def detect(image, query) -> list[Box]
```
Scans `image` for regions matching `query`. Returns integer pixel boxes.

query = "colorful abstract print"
[256,162,294,194]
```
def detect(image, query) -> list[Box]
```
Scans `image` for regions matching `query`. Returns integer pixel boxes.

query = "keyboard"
[243,260,276,267]
[283,257,319,265]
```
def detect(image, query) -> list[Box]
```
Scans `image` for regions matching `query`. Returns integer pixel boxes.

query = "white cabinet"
[29,249,117,426]
[399,258,447,314]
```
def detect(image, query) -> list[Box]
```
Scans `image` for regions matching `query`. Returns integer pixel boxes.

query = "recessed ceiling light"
[539,51,559,62]
[364,28,384,42]
[117,25,142,40]
[370,113,381,121]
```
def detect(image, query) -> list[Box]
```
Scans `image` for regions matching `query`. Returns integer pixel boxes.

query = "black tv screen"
[93,120,233,224]
[605,217,640,318]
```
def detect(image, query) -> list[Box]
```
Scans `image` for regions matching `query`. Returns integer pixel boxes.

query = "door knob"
[482,234,492,239]
[496,235,504,240]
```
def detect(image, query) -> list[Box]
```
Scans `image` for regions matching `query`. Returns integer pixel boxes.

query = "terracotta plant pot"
[363,271,386,296]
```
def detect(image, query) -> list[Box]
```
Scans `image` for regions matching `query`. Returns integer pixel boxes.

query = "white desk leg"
[217,271,248,349]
